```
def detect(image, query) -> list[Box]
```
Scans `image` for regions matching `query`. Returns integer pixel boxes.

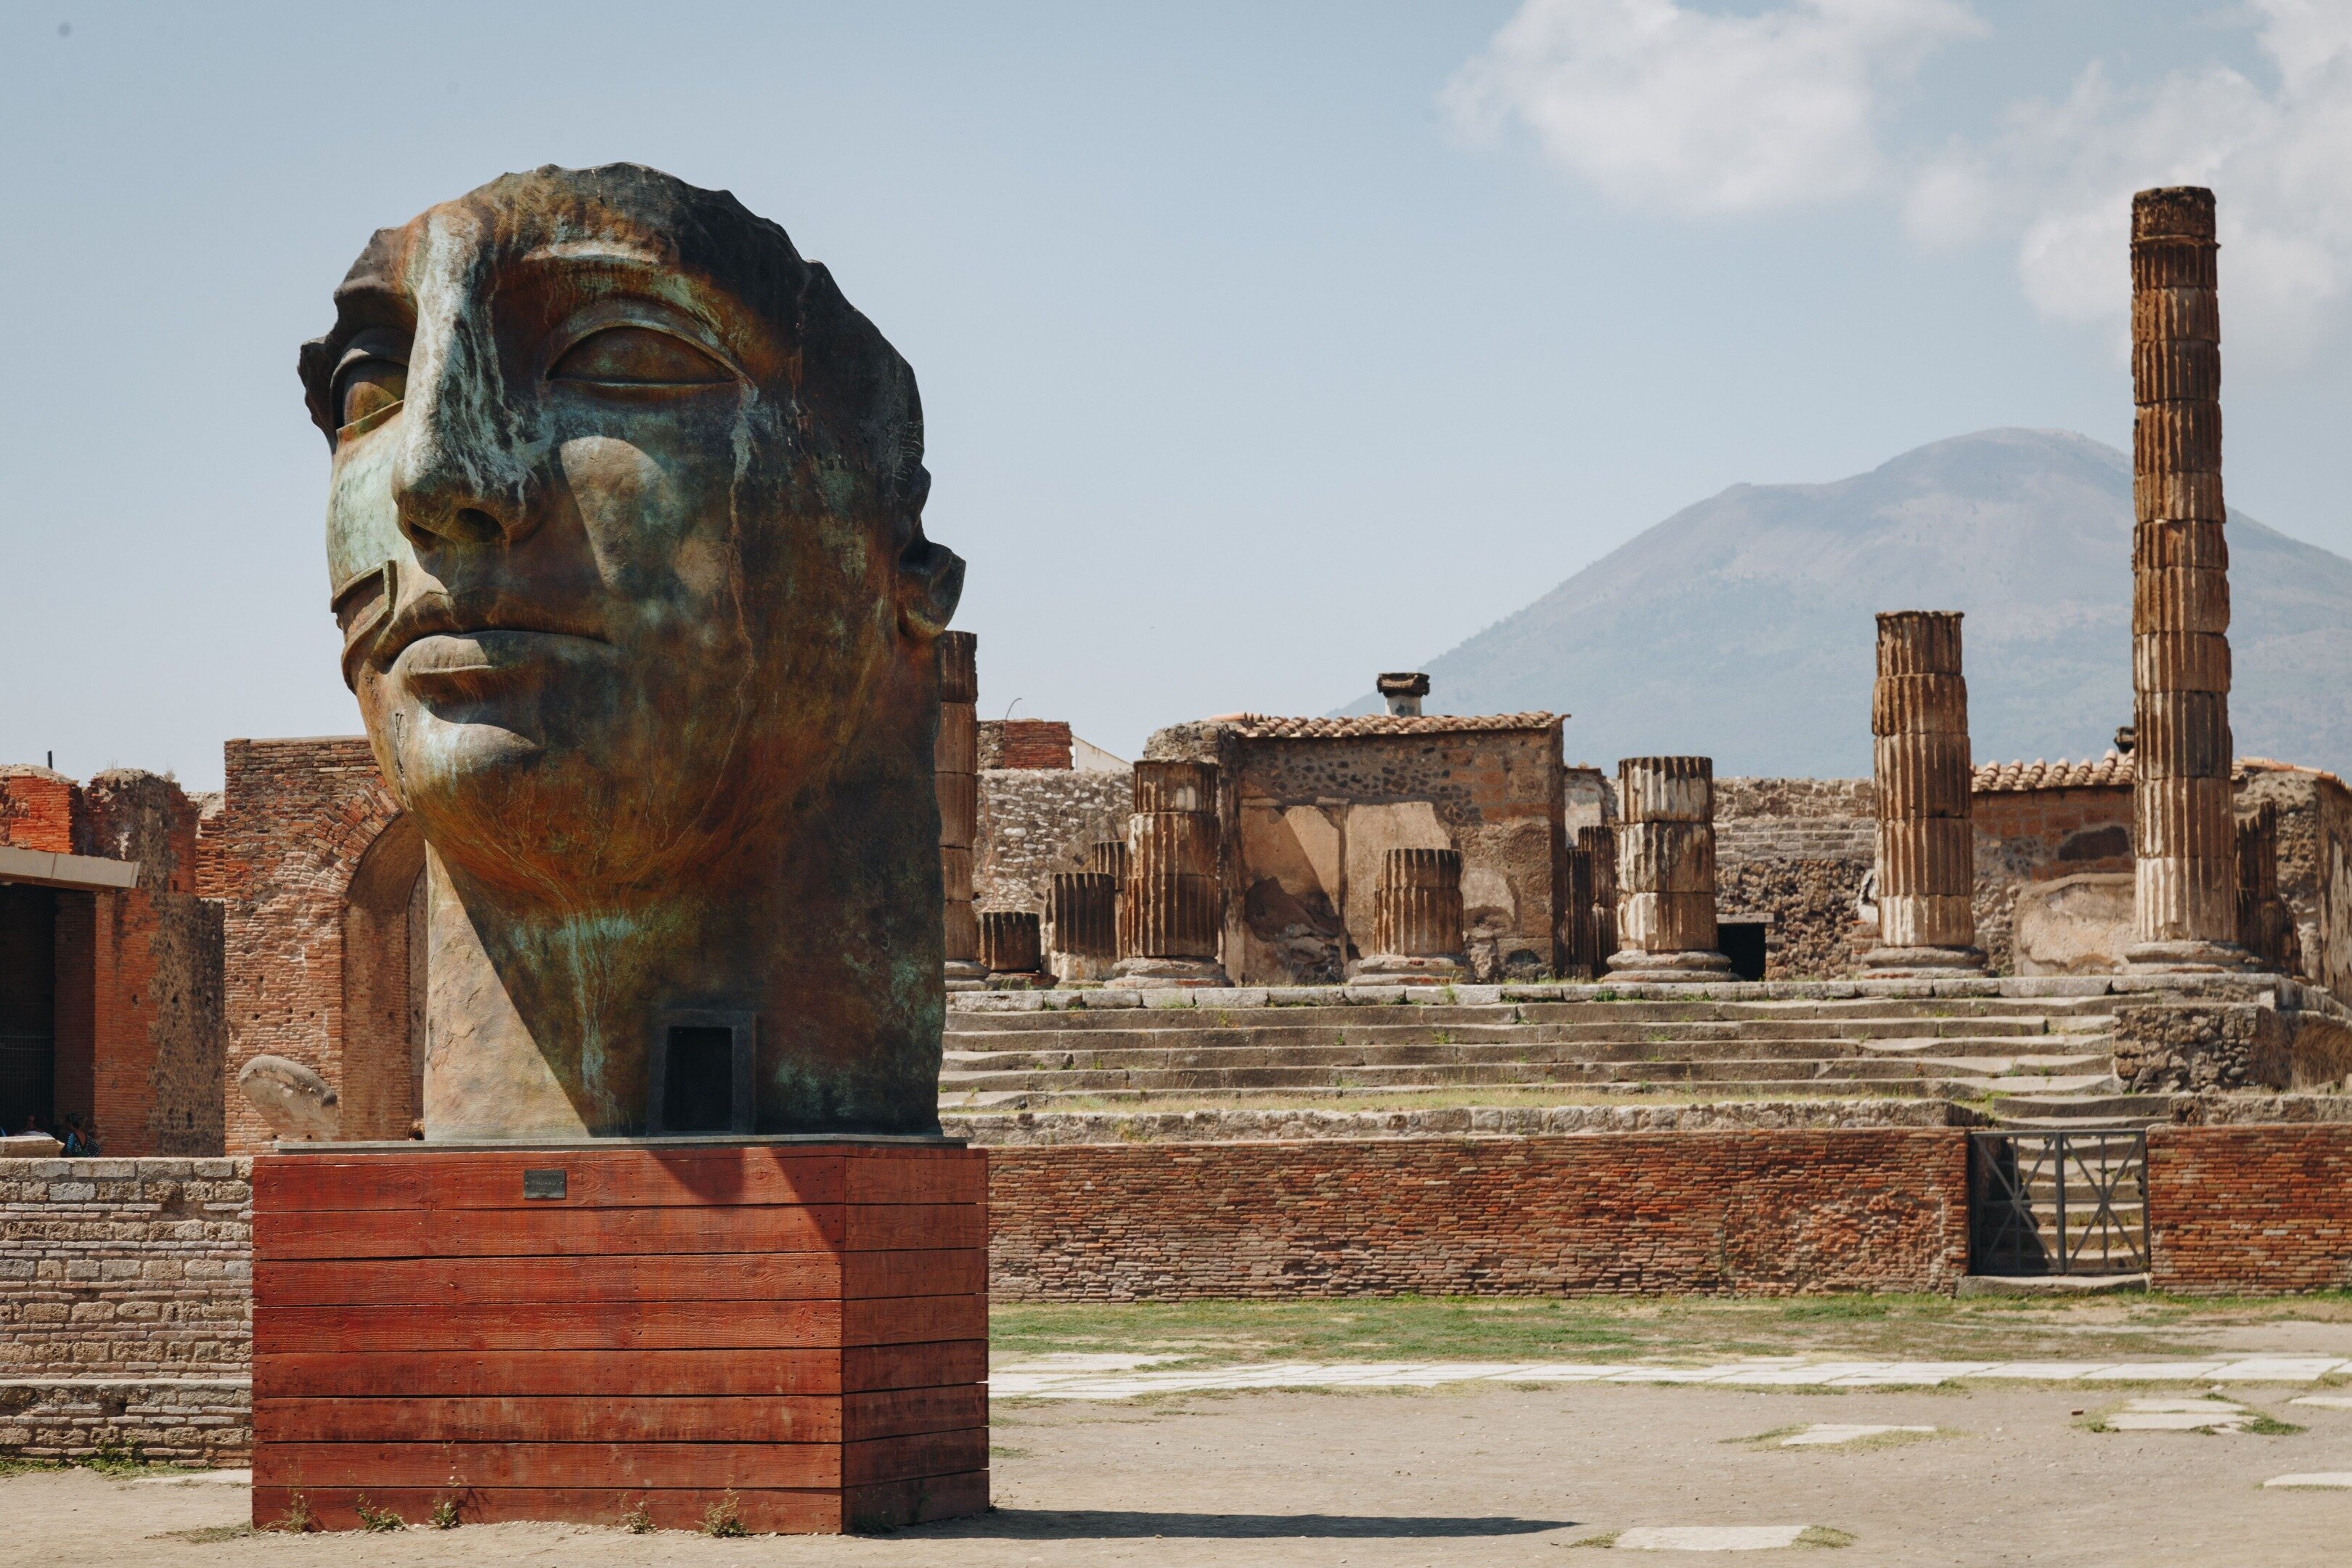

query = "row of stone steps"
[942,991,2129,1121]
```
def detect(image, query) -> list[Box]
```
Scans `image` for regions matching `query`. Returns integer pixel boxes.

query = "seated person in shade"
[61,1116,96,1156]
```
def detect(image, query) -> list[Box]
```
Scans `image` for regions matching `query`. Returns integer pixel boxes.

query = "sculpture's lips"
[394,629,607,694]
[377,592,608,669]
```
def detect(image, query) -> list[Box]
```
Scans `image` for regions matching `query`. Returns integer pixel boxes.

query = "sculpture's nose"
[392,298,538,552]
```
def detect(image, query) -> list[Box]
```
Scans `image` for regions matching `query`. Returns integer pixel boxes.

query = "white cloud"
[1455,0,2352,364]
[1442,0,1981,216]
[1918,4,2352,366]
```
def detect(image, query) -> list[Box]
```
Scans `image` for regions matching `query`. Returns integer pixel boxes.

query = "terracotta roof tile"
[1215,713,1562,740]
[1968,752,2324,792]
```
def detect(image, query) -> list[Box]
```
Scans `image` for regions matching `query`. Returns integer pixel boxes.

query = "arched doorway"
[341,814,425,1139]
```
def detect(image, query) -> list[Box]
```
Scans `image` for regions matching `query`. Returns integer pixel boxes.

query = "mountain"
[1352,429,2352,779]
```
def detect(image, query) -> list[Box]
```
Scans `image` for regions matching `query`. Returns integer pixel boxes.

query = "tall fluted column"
[1607,757,1734,981]
[1863,611,1985,976]
[936,632,987,989]
[2128,187,2249,970]
[1046,870,1119,983]
[1110,761,1229,987]
[1356,847,1466,983]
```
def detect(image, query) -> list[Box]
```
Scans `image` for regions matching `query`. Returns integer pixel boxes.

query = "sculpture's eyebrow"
[328,279,415,335]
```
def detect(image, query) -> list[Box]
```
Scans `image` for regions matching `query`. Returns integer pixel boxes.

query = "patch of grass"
[989,1445,1030,1458]
[267,1491,317,1533]
[991,1291,2352,1370]
[428,1495,462,1530]
[1564,1528,1621,1548]
[701,1489,749,1538]
[80,1434,143,1477]
[2243,1415,2306,1436]
[352,1494,405,1532]
[0,1458,63,1478]
[1799,1526,1857,1548]
[619,1499,654,1534]
[155,1525,255,1544]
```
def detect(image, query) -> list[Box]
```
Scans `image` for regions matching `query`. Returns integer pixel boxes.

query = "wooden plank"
[843,1426,989,1486]
[844,1340,987,1394]
[255,1148,847,1212]
[255,1437,974,1491]
[843,1468,992,1531]
[253,1203,979,1260]
[250,1486,849,1535]
[843,1384,987,1442]
[255,1395,846,1445]
[843,1293,985,1347]
[255,1299,846,1355]
[254,1341,986,1398]
[843,1148,987,1205]
[256,1248,983,1307]
[253,1204,843,1260]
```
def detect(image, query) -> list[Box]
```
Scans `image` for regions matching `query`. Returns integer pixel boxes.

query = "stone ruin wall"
[1714,777,1876,979]
[973,767,1135,915]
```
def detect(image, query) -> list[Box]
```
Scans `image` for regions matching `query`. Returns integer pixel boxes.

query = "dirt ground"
[10,1376,2351,1567]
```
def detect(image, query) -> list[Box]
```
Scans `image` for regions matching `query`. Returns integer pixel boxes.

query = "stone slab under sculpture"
[303,164,965,1140]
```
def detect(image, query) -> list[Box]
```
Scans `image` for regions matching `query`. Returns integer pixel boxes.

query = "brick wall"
[2148,1125,2352,1293]
[978,719,1074,771]
[987,1131,1969,1299]
[216,738,404,1154]
[0,766,76,852]
[0,1157,251,1375]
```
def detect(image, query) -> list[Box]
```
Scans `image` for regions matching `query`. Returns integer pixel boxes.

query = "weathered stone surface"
[1114,761,1225,983]
[232,1056,338,1143]
[979,910,1042,976]
[2112,1000,2290,1093]
[2013,873,2135,975]
[303,164,964,1136]
[1866,612,1982,973]
[1359,847,1466,980]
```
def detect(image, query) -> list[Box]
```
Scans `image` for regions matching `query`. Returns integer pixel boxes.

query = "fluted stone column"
[936,632,987,989]
[2235,802,2298,975]
[1047,870,1119,983]
[1111,760,1228,987]
[1085,839,1132,961]
[1580,824,1617,980]
[1863,611,1985,976]
[1356,847,1466,983]
[1607,757,1734,982]
[2128,187,2250,971]
[1563,836,1595,979]
[979,909,1042,979]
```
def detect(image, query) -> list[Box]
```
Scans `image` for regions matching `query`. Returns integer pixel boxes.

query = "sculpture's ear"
[897,534,964,640]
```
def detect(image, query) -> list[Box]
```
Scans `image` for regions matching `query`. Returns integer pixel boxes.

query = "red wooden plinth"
[250,1140,988,1534]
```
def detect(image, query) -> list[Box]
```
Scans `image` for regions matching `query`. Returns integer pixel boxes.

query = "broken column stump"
[2127,186,2251,971]
[978,909,1043,983]
[937,633,987,991]
[1355,847,1467,984]
[1580,824,1617,980]
[1863,611,1986,976]
[1046,870,1119,984]
[1084,841,1132,963]
[1111,760,1229,987]
[1606,757,1734,982]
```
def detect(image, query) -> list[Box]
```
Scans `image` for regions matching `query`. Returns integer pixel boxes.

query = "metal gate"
[1968,1130,2149,1276]
[0,1032,53,1135]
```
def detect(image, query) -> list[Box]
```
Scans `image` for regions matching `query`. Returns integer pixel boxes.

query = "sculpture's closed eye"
[336,358,407,434]
[550,325,731,388]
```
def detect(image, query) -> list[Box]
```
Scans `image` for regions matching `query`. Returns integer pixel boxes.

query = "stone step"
[938,1079,1977,1111]
[945,1018,2091,1050]
[946,996,2119,1033]
[939,1041,2111,1074]
[1984,1092,2177,1127]
[938,1057,2012,1093]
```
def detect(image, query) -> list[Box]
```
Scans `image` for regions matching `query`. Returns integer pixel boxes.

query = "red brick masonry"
[2148,1125,2352,1293]
[989,1131,1975,1299]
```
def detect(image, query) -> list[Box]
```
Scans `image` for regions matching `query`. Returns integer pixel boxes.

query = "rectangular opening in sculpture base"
[647,1011,757,1136]
[249,1140,989,1533]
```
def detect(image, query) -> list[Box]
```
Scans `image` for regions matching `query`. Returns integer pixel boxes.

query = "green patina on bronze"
[302,164,963,1139]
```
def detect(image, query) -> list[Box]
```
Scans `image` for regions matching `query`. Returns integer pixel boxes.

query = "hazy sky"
[4,1,2347,788]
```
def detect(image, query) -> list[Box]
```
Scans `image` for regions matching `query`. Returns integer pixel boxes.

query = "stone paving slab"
[1614,1525,1810,1551]
[2263,1474,2352,1489]
[990,1355,2352,1400]
[1780,1424,1935,1446]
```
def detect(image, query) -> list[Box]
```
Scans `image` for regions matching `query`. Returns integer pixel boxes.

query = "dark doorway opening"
[661,1027,735,1132]
[1718,920,1768,982]
[0,885,57,1135]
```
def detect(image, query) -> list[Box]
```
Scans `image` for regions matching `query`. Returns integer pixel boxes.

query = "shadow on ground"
[905,1510,1575,1539]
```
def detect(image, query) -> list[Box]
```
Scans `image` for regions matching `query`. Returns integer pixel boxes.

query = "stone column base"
[1108,956,1231,988]
[944,959,991,992]
[1860,945,1986,978]
[1050,952,1118,984]
[1351,954,1468,985]
[1604,949,1736,983]
[2125,939,2258,974]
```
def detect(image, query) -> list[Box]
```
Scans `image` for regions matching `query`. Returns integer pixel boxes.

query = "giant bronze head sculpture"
[303,165,962,1140]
